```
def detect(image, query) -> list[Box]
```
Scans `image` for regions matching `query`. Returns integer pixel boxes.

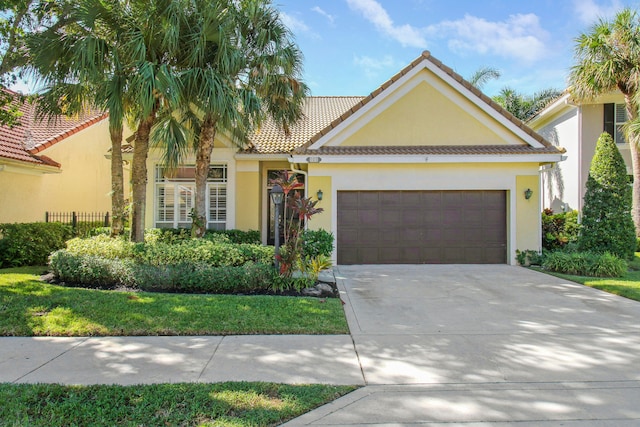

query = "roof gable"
[295,51,555,156]
[0,90,106,168]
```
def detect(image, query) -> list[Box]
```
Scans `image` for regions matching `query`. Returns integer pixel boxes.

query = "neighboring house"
[528,92,630,213]
[145,51,565,265]
[0,90,125,223]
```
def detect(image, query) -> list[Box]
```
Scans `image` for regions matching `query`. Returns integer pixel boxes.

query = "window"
[155,165,227,229]
[604,103,628,144]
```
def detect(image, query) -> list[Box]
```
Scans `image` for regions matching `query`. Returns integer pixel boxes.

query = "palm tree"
[29,0,184,242]
[157,0,308,238]
[570,8,640,234]
[28,0,129,237]
[468,66,501,91]
[493,87,562,121]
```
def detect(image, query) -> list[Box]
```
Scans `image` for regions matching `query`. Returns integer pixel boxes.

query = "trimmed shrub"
[542,251,627,277]
[541,209,580,251]
[49,250,135,288]
[0,222,73,267]
[63,235,274,267]
[206,229,261,244]
[133,261,275,293]
[579,132,636,259]
[300,229,334,258]
[49,250,276,294]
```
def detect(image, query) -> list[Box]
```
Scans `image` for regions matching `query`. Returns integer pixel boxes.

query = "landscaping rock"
[302,282,336,298]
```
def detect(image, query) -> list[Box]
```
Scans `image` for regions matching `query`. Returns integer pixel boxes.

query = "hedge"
[542,251,627,278]
[0,222,74,267]
[48,251,277,294]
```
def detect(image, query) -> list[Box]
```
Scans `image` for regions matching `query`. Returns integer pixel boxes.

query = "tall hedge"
[579,132,636,259]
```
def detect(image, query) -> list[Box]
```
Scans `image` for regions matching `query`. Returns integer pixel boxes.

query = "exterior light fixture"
[524,188,533,200]
[316,189,323,201]
[270,184,284,271]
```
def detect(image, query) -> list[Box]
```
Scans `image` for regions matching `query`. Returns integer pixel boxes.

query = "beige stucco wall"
[0,118,131,224]
[306,162,541,265]
[236,160,260,231]
[516,175,541,252]
[307,175,332,232]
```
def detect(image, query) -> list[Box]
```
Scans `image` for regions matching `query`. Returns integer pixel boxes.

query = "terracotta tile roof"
[292,51,560,155]
[294,144,565,156]
[244,96,364,154]
[0,89,107,167]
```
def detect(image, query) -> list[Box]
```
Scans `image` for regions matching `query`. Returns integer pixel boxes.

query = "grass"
[534,252,640,302]
[0,382,357,427]
[0,266,349,336]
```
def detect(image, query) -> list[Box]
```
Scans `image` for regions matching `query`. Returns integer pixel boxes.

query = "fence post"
[45,212,49,223]
[104,212,110,227]
[72,212,77,229]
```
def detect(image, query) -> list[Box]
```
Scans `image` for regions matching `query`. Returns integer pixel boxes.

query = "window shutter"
[604,103,615,138]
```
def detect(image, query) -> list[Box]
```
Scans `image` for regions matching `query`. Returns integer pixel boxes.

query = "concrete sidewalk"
[1,335,364,386]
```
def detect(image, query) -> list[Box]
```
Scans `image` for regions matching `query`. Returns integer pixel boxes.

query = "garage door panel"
[337,190,506,264]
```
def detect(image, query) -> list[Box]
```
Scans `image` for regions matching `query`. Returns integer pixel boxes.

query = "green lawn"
[0,266,349,336]
[0,382,357,427]
[534,253,640,302]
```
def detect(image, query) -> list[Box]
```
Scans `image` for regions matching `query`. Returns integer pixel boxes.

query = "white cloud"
[280,12,311,34]
[427,14,550,63]
[346,0,427,48]
[353,55,399,78]
[573,0,623,24]
[311,6,335,24]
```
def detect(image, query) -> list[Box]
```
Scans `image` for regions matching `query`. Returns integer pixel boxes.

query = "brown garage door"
[337,190,507,264]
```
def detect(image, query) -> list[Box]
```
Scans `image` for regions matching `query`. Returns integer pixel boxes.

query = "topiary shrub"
[0,222,74,267]
[49,250,136,288]
[542,251,627,277]
[300,229,334,258]
[541,209,580,251]
[579,132,636,259]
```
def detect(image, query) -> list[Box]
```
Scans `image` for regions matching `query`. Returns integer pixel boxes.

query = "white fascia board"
[234,153,291,161]
[291,154,565,164]
[527,93,573,128]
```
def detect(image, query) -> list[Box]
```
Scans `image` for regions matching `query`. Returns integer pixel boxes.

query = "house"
[1,52,563,265]
[145,51,565,265]
[0,90,127,223]
[528,92,630,213]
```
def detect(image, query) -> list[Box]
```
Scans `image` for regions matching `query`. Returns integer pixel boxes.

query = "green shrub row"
[542,251,627,277]
[90,227,260,245]
[0,222,74,268]
[64,235,274,267]
[49,251,276,293]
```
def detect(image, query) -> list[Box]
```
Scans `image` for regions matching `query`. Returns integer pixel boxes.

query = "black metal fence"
[45,211,110,236]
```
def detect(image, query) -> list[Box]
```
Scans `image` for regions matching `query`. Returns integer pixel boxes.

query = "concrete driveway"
[286,264,640,426]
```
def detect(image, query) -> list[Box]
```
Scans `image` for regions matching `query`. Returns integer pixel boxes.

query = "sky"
[275,0,640,97]
[9,0,640,97]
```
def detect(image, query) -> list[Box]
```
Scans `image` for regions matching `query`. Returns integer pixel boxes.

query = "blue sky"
[276,0,640,97]
[10,0,639,97]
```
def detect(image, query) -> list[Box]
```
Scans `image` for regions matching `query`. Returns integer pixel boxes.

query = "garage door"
[337,190,506,264]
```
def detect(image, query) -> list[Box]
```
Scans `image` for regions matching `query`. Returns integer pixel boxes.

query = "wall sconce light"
[524,188,533,200]
[316,189,323,201]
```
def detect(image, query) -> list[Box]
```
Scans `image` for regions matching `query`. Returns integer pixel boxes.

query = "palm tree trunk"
[129,113,155,242]
[109,125,125,237]
[624,95,640,236]
[192,113,216,238]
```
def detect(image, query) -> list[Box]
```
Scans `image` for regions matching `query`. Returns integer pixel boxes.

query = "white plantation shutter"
[615,104,628,144]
